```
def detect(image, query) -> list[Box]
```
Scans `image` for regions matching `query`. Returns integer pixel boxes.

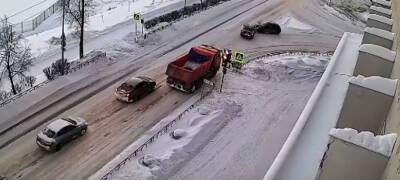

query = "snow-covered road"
[0,0,363,179]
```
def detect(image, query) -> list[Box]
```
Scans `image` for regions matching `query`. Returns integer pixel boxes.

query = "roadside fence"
[99,81,215,180]
[11,0,62,33]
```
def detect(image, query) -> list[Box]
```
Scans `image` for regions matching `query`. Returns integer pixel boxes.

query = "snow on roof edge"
[349,75,398,96]
[359,44,396,62]
[368,14,393,25]
[364,27,395,40]
[372,0,392,7]
[370,6,392,15]
[330,128,397,157]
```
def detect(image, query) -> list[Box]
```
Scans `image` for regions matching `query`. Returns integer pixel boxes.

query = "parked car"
[114,76,156,102]
[240,24,256,39]
[36,117,87,151]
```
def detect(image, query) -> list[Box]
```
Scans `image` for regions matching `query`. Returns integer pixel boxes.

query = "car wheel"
[55,144,62,151]
[80,128,87,136]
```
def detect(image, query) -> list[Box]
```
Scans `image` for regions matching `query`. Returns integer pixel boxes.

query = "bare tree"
[63,0,95,59]
[0,17,33,95]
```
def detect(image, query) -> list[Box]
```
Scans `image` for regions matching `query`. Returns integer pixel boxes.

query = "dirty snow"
[364,27,395,40]
[330,128,398,157]
[367,14,393,25]
[349,75,398,96]
[359,44,396,62]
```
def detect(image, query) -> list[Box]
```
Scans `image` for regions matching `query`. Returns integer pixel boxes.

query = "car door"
[135,82,147,98]
[56,125,77,144]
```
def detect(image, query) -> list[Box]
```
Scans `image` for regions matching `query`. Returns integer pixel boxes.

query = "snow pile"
[330,128,397,157]
[241,54,330,82]
[364,27,395,40]
[349,75,398,96]
[359,44,396,62]
[370,6,392,16]
[276,15,316,32]
[108,106,238,180]
[372,0,392,8]
[367,14,393,25]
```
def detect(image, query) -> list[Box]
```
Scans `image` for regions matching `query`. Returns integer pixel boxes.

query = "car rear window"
[62,118,77,125]
[44,128,56,138]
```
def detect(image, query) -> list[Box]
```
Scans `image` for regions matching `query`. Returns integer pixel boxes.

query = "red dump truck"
[166,45,222,93]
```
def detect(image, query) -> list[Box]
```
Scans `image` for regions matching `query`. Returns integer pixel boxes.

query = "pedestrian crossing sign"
[133,12,141,22]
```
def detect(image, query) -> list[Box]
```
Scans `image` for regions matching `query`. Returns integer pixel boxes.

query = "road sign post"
[232,52,246,69]
[133,12,141,35]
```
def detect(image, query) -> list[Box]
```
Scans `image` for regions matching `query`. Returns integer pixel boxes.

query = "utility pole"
[61,0,66,62]
[80,0,85,59]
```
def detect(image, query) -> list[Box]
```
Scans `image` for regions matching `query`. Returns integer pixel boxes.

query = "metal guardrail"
[0,52,108,109]
[100,81,215,180]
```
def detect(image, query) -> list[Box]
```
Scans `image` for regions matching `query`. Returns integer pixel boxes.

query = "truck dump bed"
[166,47,216,84]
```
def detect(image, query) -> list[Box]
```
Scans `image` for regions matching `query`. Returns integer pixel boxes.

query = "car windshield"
[62,118,77,125]
[43,128,56,138]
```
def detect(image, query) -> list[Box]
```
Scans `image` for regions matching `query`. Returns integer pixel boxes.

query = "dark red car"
[114,76,156,102]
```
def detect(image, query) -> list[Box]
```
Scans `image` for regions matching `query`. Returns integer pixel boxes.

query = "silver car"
[36,117,88,151]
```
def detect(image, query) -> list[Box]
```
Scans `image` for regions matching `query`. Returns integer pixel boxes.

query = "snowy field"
[107,53,329,180]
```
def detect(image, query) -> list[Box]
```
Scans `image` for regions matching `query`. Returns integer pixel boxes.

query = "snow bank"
[349,75,398,96]
[370,6,392,16]
[330,128,397,157]
[364,27,395,40]
[359,44,396,62]
[108,108,227,180]
[372,0,392,7]
[277,15,315,31]
[367,14,393,25]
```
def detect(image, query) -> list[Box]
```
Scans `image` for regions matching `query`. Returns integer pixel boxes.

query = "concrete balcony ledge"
[337,75,398,134]
[318,128,397,180]
[367,14,393,32]
[372,0,392,9]
[370,6,392,18]
[363,27,395,49]
[263,33,363,180]
[354,44,397,78]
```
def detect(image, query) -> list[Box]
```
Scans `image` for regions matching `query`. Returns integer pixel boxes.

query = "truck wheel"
[209,70,218,78]
[190,85,196,93]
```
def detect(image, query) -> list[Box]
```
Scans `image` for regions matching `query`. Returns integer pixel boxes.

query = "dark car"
[240,24,256,39]
[114,76,156,102]
[36,117,88,151]
[255,22,281,34]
